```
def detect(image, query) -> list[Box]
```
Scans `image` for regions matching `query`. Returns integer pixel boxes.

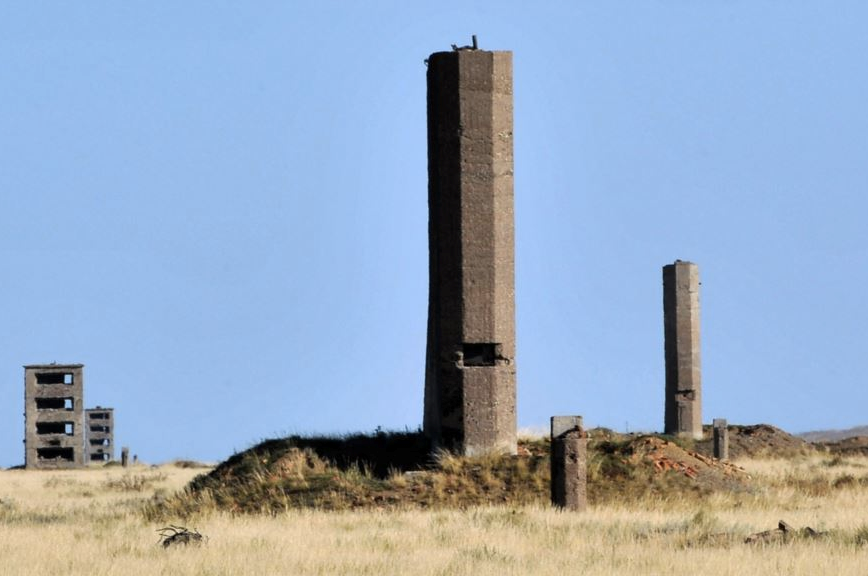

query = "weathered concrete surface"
[24,364,85,469]
[713,418,729,460]
[550,416,587,511]
[551,415,583,439]
[663,261,702,439]
[423,49,516,456]
[85,407,115,463]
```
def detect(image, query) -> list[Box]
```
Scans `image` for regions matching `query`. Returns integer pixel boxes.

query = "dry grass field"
[2,454,868,575]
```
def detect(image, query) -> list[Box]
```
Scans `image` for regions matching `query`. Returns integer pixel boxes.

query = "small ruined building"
[24,364,115,469]
[85,407,114,463]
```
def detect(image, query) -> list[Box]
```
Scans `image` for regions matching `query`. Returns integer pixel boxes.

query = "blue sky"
[2,2,866,466]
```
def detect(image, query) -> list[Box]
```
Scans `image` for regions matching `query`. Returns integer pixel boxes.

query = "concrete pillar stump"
[550,416,588,511]
[713,419,729,460]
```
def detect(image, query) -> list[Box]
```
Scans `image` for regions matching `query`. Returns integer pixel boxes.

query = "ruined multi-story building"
[423,46,517,455]
[663,261,703,438]
[85,407,114,463]
[24,364,85,469]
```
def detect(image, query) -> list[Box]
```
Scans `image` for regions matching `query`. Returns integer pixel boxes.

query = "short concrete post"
[713,419,729,460]
[550,416,588,511]
[121,446,129,468]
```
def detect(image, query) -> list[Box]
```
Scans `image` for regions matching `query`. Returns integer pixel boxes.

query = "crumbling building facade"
[85,407,115,463]
[423,47,517,455]
[24,364,85,469]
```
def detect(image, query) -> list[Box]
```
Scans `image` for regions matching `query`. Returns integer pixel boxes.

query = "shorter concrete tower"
[24,364,85,468]
[663,261,702,439]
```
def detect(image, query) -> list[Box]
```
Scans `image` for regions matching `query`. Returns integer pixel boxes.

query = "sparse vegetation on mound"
[691,424,813,459]
[145,432,550,518]
[814,436,868,456]
[590,435,752,503]
[144,427,800,520]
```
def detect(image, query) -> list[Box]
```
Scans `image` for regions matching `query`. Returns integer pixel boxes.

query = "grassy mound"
[691,424,812,459]
[145,426,805,520]
[146,432,549,518]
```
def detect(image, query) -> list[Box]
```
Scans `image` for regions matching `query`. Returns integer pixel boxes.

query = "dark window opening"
[90,425,110,433]
[36,422,74,436]
[37,422,62,435]
[36,372,74,385]
[37,447,74,461]
[35,397,74,410]
[89,438,111,446]
[462,343,497,367]
[90,453,110,462]
[88,413,109,420]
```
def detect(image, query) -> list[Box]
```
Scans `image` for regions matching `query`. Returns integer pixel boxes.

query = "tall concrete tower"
[663,261,702,438]
[423,47,517,455]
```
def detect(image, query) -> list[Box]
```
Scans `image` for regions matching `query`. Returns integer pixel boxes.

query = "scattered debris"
[744,520,826,544]
[158,525,206,548]
[627,436,748,481]
[451,35,478,51]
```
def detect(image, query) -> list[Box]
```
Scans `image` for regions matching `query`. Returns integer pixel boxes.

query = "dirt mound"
[693,424,811,459]
[627,436,747,482]
[146,436,551,518]
[149,430,767,519]
[590,435,751,501]
[814,436,868,456]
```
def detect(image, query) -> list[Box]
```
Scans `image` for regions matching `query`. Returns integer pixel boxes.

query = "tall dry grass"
[1,455,868,575]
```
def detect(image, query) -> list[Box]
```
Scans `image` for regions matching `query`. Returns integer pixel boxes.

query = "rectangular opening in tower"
[90,438,110,446]
[36,422,62,435]
[36,372,74,385]
[90,425,110,433]
[36,422,74,435]
[89,413,109,420]
[37,447,74,461]
[462,343,498,366]
[90,453,110,462]
[35,397,74,410]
